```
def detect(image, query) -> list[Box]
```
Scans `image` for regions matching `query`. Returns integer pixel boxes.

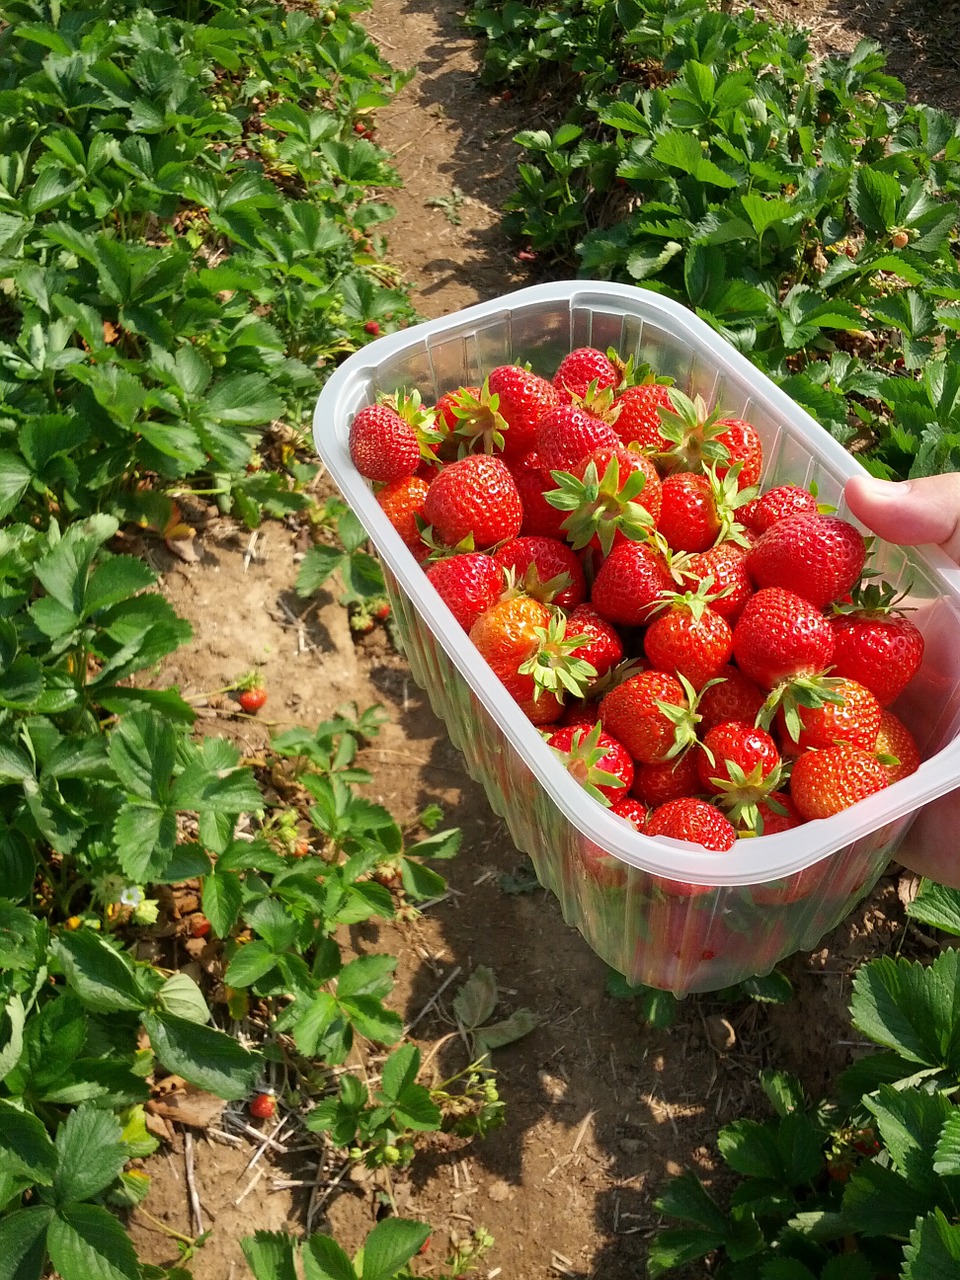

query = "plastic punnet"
[313,282,960,994]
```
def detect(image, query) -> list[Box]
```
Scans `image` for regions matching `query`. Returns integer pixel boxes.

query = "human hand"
[844,472,960,885]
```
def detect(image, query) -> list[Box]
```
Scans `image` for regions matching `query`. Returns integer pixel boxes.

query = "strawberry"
[746,513,866,609]
[435,384,486,442]
[590,539,673,628]
[237,673,267,713]
[546,445,662,555]
[470,595,551,680]
[613,382,674,450]
[643,583,733,688]
[657,471,720,552]
[789,743,888,820]
[423,455,523,548]
[349,392,441,482]
[376,474,431,562]
[486,365,561,457]
[696,665,765,735]
[740,483,819,534]
[631,748,700,808]
[190,914,212,938]
[553,346,621,400]
[711,417,763,489]
[364,320,380,335]
[493,535,586,608]
[547,721,634,803]
[565,604,624,682]
[599,669,696,764]
[827,582,924,706]
[426,553,505,631]
[874,709,921,784]
[750,791,803,838]
[676,541,753,623]
[511,451,570,539]
[250,1092,277,1120]
[645,797,737,851]
[655,390,762,488]
[610,795,648,830]
[731,587,835,690]
[697,721,783,831]
[536,402,620,474]
[777,676,882,753]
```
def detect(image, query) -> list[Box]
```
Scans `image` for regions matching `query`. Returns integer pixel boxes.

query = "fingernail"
[857,476,911,499]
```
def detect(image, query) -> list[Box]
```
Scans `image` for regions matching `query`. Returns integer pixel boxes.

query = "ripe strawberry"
[423,455,523,548]
[643,584,733,688]
[493,535,586,608]
[536,402,620,473]
[711,417,763,488]
[828,582,924,706]
[470,595,552,681]
[696,665,765,735]
[698,721,782,831]
[657,471,720,552]
[750,791,803,838]
[778,676,882,753]
[349,402,420,482]
[435,384,483,435]
[874,709,921,784]
[613,382,674,450]
[731,587,835,690]
[590,540,673,628]
[237,674,267,713]
[599,670,694,764]
[376,473,431,562]
[645,797,737,851]
[746,513,866,609]
[610,795,648,830]
[789,743,888,820]
[565,604,623,681]
[547,721,634,803]
[553,346,621,400]
[190,914,211,938]
[740,483,819,534]
[250,1092,277,1120]
[487,365,561,457]
[511,451,570,539]
[631,748,700,808]
[364,320,381,336]
[471,598,595,719]
[547,445,662,555]
[656,390,762,487]
[677,541,753,623]
[426,553,505,631]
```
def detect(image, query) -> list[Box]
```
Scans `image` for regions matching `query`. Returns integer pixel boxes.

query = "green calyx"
[500,562,574,606]
[446,379,509,455]
[385,388,445,461]
[518,611,597,700]
[829,577,916,618]
[707,758,788,834]
[654,388,732,475]
[645,573,731,623]
[545,455,657,555]
[756,673,847,740]
[653,672,716,760]
[550,720,625,807]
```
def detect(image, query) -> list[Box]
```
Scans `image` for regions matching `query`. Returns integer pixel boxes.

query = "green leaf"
[302,1234,358,1280]
[241,1232,299,1280]
[142,1011,261,1101]
[652,131,739,187]
[0,454,32,520]
[851,952,960,1071]
[156,974,210,1025]
[204,374,283,425]
[849,167,901,234]
[0,995,26,1084]
[399,859,446,901]
[202,870,244,937]
[46,1203,139,1280]
[336,955,396,1003]
[360,1219,432,1280]
[0,1101,56,1185]
[647,1226,724,1278]
[865,1084,952,1191]
[933,1110,960,1175]
[51,933,145,1015]
[225,941,280,989]
[53,1107,129,1206]
[740,192,797,238]
[654,1169,727,1233]
[902,1207,960,1278]
[908,882,960,936]
[296,545,345,596]
[760,1070,805,1117]
[0,1206,55,1280]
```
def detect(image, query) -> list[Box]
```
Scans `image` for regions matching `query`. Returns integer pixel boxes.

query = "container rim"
[313,280,960,887]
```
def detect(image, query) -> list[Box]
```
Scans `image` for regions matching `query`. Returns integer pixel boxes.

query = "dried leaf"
[473,1008,539,1054]
[453,965,498,1030]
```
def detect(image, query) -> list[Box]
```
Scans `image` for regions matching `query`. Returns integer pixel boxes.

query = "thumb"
[844,473,960,564]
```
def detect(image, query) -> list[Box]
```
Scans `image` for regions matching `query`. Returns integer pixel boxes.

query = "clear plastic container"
[313,282,960,994]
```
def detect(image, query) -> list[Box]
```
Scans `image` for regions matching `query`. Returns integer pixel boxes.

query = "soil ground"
[126,2,960,1277]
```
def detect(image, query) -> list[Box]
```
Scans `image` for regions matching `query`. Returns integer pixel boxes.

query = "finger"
[844,473,960,563]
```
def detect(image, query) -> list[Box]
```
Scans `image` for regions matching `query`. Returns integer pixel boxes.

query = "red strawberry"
[711,416,763,488]
[565,604,624,681]
[487,365,561,457]
[427,553,505,631]
[190,914,211,938]
[751,791,803,838]
[470,595,551,680]
[778,676,882,753]
[698,721,782,831]
[657,471,720,552]
[553,346,621,400]
[599,670,694,765]
[536,402,620,473]
[576,840,628,889]
[435,384,483,435]
[789,743,888,820]
[613,382,674,449]
[746,514,866,609]
[645,797,737,851]
[590,540,673,628]
[677,541,753,624]
[376,474,431,562]
[250,1092,277,1120]
[511,451,570,539]
[741,483,819,534]
[828,583,924,706]
[547,445,662,555]
[547,721,634,803]
[237,674,267,713]
[610,795,648,831]
[631,748,700,808]
[349,403,420,482]
[643,585,733,688]
[731,587,835,690]
[493,535,586,608]
[656,390,762,487]
[874,710,921,784]
[423,455,523,548]
[696,665,765,735]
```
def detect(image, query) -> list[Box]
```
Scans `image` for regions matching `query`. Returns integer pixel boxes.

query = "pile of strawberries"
[349,345,924,855]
